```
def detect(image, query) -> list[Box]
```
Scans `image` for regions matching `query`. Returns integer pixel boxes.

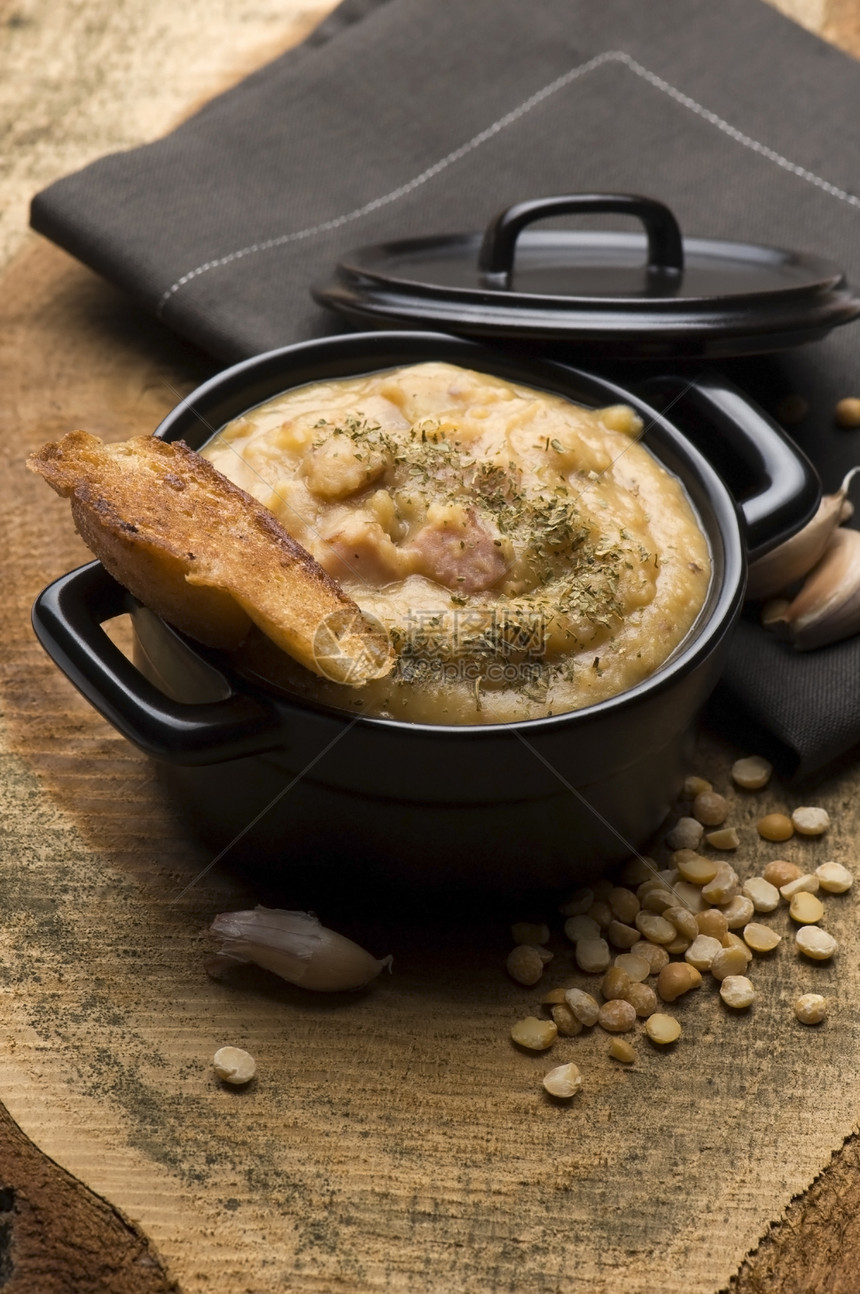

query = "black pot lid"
[313,193,860,360]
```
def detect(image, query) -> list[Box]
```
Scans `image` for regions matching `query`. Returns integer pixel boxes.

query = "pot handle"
[478,193,684,286]
[31,561,281,765]
[638,372,821,562]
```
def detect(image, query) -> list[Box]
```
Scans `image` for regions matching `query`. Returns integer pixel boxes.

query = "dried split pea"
[630,941,670,974]
[684,775,712,797]
[816,862,854,893]
[608,1038,637,1063]
[645,1013,682,1045]
[640,888,675,914]
[607,919,640,950]
[789,891,825,924]
[597,999,637,1033]
[693,791,729,827]
[564,988,600,1026]
[601,967,632,1000]
[648,865,680,886]
[511,1016,558,1050]
[634,911,677,945]
[608,886,640,924]
[705,827,740,850]
[541,986,568,1006]
[731,755,773,790]
[723,932,754,963]
[676,853,719,885]
[213,1046,256,1086]
[757,813,794,842]
[663,906,699,942]
[657,961,702,1002]
[685,935,723,972]
[763,859,802,888]
[742,876,781,913]
[550,1003,582,1037]
[671,848,701,867]
[796,926,837,960]
[587,901,613,929]
[835,396,860,428]
[780,874,820,900]
[794,993,827,1025]
[575,937,612,974]
[722,895,755,930]
[665,935,693,957]
[743,923,782,953]
[701,865,740,905]
[791,807,830,837]
[506,945,545,986]
[710,946,750,981]
[623,982,658,1017]
[720,975,755,1009]
[696,909,729,940]
[665,817,704,851]
[542,1062,582,1099]
[614,953,651,982]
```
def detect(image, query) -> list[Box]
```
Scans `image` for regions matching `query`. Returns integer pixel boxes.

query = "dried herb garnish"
[312,405,637,695]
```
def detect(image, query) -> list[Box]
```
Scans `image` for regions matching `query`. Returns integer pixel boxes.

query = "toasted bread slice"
[28,432,393,685]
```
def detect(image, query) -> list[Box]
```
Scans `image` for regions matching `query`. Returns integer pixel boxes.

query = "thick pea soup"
[202,362,711,723]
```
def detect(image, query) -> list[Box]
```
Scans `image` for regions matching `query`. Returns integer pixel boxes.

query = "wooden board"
[4,3,860,1292]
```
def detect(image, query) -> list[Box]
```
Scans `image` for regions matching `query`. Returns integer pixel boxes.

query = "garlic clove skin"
[746,467,860,602]
[208,907,392,991]
[764,526,860,650]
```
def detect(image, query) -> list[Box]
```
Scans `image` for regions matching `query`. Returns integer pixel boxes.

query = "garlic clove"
[760,597,791,635]
[746,467,860,602]
[763,526,860,650]
[208,907,393,991]
[205,951,252,978]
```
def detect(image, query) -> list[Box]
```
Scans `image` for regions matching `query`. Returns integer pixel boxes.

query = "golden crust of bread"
[28,432,393,685]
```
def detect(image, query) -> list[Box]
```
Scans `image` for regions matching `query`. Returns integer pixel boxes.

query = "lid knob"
[478,193,685,287]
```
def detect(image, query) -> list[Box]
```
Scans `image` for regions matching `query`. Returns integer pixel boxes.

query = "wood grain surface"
[4,2,860,1291]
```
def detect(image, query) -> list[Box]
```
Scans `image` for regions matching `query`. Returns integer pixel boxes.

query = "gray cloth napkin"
[30,0,860,781]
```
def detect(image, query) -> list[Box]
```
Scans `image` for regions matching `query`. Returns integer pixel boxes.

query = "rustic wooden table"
[4,2,860,1291]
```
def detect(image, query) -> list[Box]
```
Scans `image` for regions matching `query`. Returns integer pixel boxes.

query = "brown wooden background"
[4,2,860,1290]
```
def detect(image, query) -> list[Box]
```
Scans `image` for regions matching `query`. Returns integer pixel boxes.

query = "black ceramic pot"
[32,332,819,901]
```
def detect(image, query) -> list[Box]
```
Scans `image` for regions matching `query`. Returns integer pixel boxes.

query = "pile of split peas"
[504,755,853,1101]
